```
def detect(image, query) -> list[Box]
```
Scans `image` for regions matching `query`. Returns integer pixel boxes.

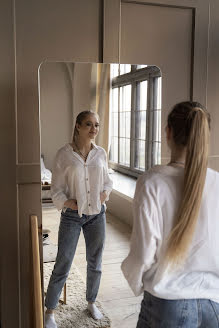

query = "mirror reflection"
[39,62,162,327]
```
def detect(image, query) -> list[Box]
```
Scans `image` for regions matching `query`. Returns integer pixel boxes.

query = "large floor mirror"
[39,62,162,327]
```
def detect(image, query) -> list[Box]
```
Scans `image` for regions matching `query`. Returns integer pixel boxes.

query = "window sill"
[109,169,137,199]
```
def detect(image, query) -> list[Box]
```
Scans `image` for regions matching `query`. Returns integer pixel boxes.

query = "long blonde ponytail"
[166,102,210,267]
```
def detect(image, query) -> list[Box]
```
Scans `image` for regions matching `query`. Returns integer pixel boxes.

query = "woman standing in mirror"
[122,101,219,327]
[45,110,113,328]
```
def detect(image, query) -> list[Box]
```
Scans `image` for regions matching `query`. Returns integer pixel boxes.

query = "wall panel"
[207,0,219,169]
[0,1,19,327]
[104,0,210,163]
[120,1,193,160]
[18,184,42,326]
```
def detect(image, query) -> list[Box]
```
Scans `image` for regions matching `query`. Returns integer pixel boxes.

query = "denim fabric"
[45,205,105,309]
[137,291,219,328]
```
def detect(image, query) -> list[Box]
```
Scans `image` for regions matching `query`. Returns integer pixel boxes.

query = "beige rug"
[44,262,111,328]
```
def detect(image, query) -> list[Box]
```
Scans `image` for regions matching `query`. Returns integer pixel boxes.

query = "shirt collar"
[65,142,98,151]
[91,142,98,149]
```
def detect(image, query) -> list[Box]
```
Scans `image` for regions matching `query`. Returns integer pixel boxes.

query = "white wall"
[40,62,73,170]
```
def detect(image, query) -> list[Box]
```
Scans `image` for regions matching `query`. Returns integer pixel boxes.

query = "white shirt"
[121,165,219,303]
[51,143,113,217]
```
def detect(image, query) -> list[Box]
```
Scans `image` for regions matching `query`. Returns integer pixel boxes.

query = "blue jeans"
[45,205,106,309]
[137,291,219,328]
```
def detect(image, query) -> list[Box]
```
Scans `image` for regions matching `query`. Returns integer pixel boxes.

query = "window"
[109,64,161,177]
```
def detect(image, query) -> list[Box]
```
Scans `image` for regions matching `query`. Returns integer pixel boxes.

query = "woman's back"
[122,101,219,327]
[122,165,219,302]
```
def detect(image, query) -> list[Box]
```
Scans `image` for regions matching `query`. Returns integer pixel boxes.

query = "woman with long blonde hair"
[122,101,219,327]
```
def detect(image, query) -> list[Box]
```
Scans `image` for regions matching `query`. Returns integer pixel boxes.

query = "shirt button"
[88,191,90,193]
[88,204,91,206]
[86,178,88,181]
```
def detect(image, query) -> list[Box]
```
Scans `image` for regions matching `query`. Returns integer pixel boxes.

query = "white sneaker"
[45,313,57,328]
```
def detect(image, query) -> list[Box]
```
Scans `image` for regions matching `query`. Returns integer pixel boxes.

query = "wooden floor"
[42,205,142,328]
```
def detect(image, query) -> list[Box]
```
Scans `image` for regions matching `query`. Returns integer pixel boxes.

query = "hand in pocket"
[64,199,78,210]
[100,191,107,204]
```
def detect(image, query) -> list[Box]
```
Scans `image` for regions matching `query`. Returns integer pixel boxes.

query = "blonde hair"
[166,102,210,268]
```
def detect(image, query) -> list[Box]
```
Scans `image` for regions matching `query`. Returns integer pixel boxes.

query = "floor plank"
[42,206,141,328]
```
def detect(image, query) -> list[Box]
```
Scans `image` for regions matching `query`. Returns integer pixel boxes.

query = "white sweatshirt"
[121,165,219,303]
[51,143,113,217]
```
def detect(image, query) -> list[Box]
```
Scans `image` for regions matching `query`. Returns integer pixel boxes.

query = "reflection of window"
[109,64,161,177]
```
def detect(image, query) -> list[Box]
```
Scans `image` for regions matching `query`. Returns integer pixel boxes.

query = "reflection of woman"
[122,102,219,327]
[45,110,113,328]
